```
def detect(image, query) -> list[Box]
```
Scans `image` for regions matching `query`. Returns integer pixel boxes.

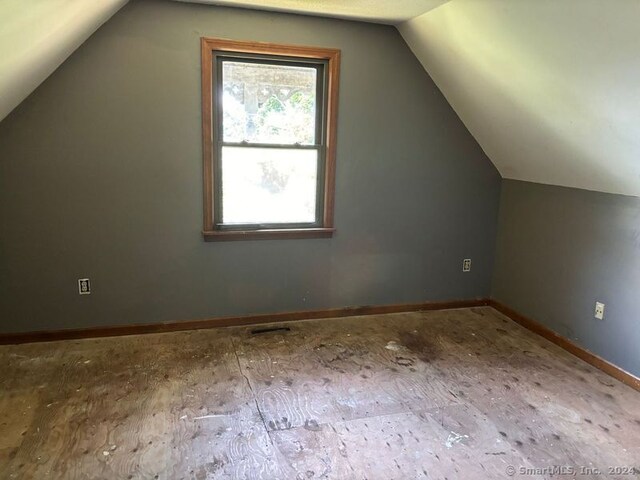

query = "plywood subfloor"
[1,307,639,479]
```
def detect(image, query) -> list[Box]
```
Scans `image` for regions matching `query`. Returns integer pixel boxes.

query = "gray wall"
[0,0,501,334]
[493,180,640,377]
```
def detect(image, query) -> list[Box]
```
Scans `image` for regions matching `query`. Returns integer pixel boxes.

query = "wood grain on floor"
[1,307,639,479]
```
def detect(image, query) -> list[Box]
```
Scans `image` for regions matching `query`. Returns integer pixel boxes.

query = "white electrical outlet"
[463,259,471,272]
[594,301,605,320]
[78,278,91,295]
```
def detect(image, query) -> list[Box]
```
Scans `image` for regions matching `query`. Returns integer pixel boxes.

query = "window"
[201,38,340,240]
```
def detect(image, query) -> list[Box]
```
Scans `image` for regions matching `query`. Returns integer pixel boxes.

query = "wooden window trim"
[201,38,340,242]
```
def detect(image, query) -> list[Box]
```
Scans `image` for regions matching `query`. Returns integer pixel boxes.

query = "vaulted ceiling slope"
[0,0,128,123]
[175,0,449,23]
[400,0,640,197]
[3,0,639,197]
[0,0,448,124]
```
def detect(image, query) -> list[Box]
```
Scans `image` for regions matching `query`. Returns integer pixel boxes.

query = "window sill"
[203,228,335,242]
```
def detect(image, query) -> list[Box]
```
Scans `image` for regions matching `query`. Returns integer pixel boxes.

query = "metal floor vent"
[250,326,291,335]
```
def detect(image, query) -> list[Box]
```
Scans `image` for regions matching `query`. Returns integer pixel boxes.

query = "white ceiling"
[400,0,640,197]
[0,0,128,123]
[174,0,450,24]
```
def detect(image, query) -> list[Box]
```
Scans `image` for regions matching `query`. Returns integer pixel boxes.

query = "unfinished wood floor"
[1,307,639,479]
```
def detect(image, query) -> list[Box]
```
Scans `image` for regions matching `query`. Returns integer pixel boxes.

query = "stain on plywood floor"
[0,307,639,479]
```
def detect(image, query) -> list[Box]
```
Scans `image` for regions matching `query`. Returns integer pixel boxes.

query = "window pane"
[222,61,317,145]
[221,147,318,224]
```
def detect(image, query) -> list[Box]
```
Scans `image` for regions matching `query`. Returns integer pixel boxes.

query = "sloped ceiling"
[2,0,639,197]
[0,0,448,123]
[174,0,450,24]
[0,0,128,123]
[399,0,640,197]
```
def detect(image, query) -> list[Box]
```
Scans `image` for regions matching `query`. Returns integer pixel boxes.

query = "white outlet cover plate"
[595,301,605,320]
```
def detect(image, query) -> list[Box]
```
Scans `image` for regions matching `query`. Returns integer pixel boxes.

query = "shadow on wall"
[492,179,640,378]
